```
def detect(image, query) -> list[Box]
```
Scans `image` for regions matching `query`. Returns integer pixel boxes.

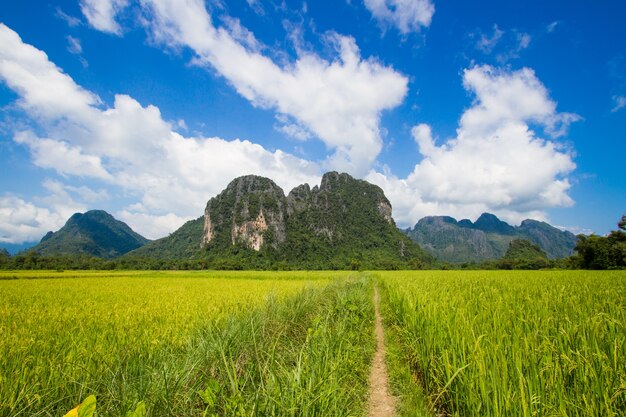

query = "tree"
[572,215,626,269]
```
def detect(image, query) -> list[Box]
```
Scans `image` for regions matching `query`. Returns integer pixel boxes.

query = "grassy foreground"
[1,270,376,417]
[2,270,624,416]
[379,270,626,417]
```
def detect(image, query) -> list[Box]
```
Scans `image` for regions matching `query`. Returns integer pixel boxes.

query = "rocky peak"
[286,183,312,216]
[319,171,352,191]
[472,213,516,235]
[317,171,394,225]
[202,175,287,251]
[418,216,459,227]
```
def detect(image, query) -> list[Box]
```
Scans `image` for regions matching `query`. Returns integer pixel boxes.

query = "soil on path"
[367,287,397,417]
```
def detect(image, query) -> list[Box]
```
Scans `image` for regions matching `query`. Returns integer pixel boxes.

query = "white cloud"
[0,23,321,240]
[555,224,594,236]
[80,0,129,35]
[103,0,407,176]
[0,25,101,120]
[0,180,88,244]
[14,131,112,180]
[611,95,626,113]
[245,0,265,16]
[275,114,312,141]
[116,209,193,240]
[363,0,434,34]
[367,65,579,228]
[0,196,64,244]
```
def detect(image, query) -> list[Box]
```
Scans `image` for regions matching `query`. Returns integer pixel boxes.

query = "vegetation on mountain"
[24,210,149,259]
[497,238,550,269]
[126,217,204,259]
[405,213,577,263]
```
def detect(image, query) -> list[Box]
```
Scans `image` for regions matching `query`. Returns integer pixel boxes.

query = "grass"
[1,270,369,416]
[378,270,626,417]
[2,270,624,416]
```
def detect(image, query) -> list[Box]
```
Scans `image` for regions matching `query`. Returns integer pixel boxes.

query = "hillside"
[126,172,428,269]
[405,213,576,263]
[27,210,149,259]
[126,217,204,260]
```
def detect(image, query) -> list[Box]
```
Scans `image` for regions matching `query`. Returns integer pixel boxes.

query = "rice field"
[0,270,372,417]
[1,270,624,417]
[379,270,626,417]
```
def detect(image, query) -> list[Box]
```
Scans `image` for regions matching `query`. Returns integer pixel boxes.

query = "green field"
[1,270,624,417]
[379,271,626,416]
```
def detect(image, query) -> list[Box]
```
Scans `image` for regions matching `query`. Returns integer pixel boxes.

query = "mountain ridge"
[405,213,577,263]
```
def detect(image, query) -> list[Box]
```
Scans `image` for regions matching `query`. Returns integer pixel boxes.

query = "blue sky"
[0,0,624,249]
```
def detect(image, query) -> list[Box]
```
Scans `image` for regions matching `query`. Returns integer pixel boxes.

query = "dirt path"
[367,286,397,417]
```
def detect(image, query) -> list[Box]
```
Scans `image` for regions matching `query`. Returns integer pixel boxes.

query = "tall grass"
[380,270,626,417]
[0,271,373,416]
[190,277,375,416]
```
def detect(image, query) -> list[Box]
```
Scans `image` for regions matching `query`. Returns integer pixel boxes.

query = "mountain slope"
[406,213,576,263]
[126,217,204,259]
[28,210,149,259]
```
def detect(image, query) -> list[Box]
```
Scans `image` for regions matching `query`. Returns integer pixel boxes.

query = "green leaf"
[77,395,96,417]
[198,379,221,407]
[125,401,146,417]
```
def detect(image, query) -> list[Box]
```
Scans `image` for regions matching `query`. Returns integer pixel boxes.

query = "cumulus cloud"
[116,209,194,240]
[363,0,434,34]
[81,0,408,176]
[367,65,579,227]
[0,181,88,244]
[0,23,321,240]
[14,132,112,180]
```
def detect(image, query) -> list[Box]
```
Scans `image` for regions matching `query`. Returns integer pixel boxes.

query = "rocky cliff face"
[200,172,398,253]
[201,175,287,251]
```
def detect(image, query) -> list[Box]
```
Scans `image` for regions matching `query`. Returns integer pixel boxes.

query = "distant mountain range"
[26,210,150,259]
[11,173,580,267]
[404,213,577,263]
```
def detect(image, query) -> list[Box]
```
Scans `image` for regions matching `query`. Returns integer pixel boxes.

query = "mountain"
[405,213,577,263]
[127,172,428,269]
[27,210,150,259]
